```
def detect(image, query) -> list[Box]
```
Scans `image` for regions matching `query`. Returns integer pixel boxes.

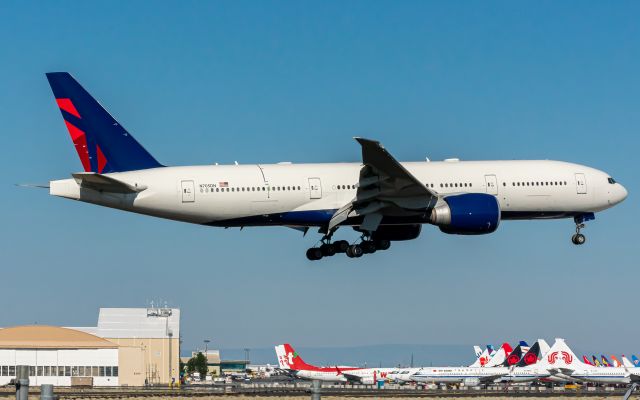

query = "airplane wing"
[479,373,507,384]
[72,172,146,194]
[328,138,438,232]
[341,372,364,383]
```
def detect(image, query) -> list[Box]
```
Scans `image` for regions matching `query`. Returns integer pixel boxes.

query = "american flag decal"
[219,182,228,188]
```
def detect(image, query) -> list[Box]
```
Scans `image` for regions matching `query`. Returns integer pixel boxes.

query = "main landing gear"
[571,213,595,246]
[306,233,391,261]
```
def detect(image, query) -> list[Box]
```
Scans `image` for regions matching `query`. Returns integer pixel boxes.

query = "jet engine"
[462,377,481,387]
[430,193,500,235]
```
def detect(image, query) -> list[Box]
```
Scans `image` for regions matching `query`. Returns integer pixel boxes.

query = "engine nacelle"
[370,224,421,241]
[462,377,481,387]
[430,193,500,235]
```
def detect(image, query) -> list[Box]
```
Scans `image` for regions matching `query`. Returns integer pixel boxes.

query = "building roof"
[0,326,118,349]
[76,308,180,339]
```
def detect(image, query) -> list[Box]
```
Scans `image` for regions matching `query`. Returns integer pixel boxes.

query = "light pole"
[204,339,210,354]
[244,348,250,363]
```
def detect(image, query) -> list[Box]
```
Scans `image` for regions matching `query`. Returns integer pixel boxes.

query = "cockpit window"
[608,177,617,184]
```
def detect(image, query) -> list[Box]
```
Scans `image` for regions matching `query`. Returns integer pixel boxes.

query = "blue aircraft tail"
[632,355,640,367]
[46,72,163,173]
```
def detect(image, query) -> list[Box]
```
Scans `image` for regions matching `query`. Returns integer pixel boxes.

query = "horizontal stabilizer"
[72,172,146,193]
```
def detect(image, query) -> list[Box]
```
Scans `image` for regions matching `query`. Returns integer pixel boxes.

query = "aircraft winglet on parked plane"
[42,73,627,260]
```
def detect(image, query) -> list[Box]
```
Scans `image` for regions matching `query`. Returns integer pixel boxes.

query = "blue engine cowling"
[429,193,500,235]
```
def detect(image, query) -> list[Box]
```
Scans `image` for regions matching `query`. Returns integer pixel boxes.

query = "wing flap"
[328,138,437,232]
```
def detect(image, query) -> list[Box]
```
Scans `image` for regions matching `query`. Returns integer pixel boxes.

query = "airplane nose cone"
[615,184,628,204]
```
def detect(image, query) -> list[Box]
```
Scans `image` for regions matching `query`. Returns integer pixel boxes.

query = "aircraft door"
[308,177,322,199]
[485,174,498,195]
[181,180,195,202]
[575,173,587,194]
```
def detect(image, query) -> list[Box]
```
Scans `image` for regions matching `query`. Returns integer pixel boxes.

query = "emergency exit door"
[485,175,498,195]
[181,180,195,202]
[308,178,322,199]
[575,173,587,194]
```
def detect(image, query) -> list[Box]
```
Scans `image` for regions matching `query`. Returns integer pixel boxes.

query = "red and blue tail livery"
[46,72,163,174]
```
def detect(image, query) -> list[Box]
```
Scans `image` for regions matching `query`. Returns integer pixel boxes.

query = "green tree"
[195,352,208,380]
[186,357,197,375]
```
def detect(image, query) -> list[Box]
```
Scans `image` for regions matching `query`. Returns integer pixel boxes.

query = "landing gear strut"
[571,213,594,246]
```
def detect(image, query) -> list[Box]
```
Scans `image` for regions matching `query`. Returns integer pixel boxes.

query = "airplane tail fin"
[583,355,594,366]
[632,355,640,367]
[505,342,525,366]
[275,345,290,369]
[622,355,635,369]
[474,345,483,358]
[484,342,513,367]
[593,356,602,367]
[601,355,611,367]
[610,355,622,367]
[277,343,315,371]
[538,339,551,358]
[46,72,163,174]
[538,338,584,368]
[470,347,490,367]
[518,341,541,367]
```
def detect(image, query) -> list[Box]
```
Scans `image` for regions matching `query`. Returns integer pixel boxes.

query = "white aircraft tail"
[537,338,585,369]
[474,345,483,358]
[538,339,552,358]
[470,346,491,367]
[484,342,513,367]
[275,345,290,369]
[622,355,636,369]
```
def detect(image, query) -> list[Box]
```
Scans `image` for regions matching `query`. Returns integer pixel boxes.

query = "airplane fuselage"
[50,159,627,229]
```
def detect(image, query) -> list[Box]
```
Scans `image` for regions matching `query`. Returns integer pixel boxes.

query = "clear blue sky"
[1,1,638,359]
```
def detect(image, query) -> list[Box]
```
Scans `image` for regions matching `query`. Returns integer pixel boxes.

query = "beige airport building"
[0,307,179,387]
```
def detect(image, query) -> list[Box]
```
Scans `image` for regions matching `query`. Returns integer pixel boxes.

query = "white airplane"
[541,338,640,384]
[275,343,393,384]
[389,344,494,384]
[43,73,628,260]
[410,342,551,386]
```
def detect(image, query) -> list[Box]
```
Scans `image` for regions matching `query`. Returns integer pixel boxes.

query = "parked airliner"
[275,344,393,384]
[43,73,627,260]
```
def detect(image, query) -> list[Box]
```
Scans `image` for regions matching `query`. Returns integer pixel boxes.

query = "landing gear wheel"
[320,243,336,257]
[374,239,391,251]
[361,240,377,254]
[334,240,350,253]
[306,247,323,260]
[347,244,363,258]
[571,233,586,245]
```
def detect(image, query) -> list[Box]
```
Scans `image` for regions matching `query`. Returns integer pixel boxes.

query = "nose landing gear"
[571,213,594,246]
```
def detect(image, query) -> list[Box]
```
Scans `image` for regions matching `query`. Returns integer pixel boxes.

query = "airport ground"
[1,385,637,399]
